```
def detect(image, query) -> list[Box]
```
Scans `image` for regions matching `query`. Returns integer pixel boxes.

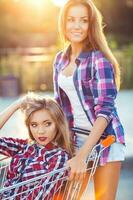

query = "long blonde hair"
[58,0,120,89]
[21,93,73,155]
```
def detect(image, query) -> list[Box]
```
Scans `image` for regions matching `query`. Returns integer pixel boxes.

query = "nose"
[74,21,81,29]
[37,126,45,135]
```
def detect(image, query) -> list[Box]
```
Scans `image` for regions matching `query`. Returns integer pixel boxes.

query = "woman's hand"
[66,154,88,181]
[13,98,24,110]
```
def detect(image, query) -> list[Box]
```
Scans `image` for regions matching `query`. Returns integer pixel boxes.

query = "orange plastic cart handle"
[100,135,116,148]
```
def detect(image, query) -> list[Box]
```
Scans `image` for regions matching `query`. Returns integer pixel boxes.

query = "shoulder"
[92,50,113,71]
[93,50,112,64]
[53,51,63,65]
[92,50,106,60]
[53,51,64,73]
[81,50,111,66]
[54,147,70,157]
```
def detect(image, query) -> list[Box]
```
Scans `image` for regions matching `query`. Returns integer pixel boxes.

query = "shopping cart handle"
[100,135,115,148]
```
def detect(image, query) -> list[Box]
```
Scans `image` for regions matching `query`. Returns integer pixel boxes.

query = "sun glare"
[52,0,67,7]
[24,0,44,8]
[15,0,67,8]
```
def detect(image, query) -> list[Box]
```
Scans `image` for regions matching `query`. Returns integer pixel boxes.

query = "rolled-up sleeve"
[93,52,117,123]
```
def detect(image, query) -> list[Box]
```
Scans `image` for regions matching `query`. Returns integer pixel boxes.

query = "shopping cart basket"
[0,135,115,200]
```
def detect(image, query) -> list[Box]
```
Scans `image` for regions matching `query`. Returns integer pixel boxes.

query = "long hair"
[58,0,120,89]
[21,93,73,155]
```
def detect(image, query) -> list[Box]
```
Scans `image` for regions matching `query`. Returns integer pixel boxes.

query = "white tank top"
[58,72,92,131]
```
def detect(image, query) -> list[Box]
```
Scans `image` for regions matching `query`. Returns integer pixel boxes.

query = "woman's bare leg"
[93,161,121,200]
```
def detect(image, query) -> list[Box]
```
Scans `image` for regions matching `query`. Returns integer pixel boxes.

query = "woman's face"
[29,109,57,146]
[65,4,89,44]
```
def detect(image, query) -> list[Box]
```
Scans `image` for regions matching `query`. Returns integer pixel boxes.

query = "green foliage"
[105,34,133,89]
[114,44,133,89]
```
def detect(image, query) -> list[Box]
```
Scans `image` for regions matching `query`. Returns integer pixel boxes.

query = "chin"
[37,140,46,146]
[69,38,85,43]
[73,40,83,43]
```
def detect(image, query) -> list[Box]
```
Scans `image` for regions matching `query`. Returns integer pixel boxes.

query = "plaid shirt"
[0,137,69,199]
[53,46,125,165]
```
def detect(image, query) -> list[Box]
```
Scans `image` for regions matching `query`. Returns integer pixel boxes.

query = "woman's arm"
[76,117,108,159]
[67,117,108,180]
[0,98,28,156]
[0,99,21,129]
[67,52,117,180]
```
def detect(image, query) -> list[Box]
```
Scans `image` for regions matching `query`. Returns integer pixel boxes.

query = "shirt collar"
[45,142,56,150]
[34,142,57,150]
[62,45,93,62]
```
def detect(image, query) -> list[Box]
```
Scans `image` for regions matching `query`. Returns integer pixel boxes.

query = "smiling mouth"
[72,32,82,34]
[71,33,83,37]
[38,137,47,142]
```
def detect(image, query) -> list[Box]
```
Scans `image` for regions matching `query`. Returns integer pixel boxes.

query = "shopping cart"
[0,135,115,200]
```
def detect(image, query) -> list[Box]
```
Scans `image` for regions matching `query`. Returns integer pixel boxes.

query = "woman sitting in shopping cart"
[0,94,73,199]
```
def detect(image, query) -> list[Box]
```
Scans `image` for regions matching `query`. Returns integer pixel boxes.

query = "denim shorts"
[75,133,125,162]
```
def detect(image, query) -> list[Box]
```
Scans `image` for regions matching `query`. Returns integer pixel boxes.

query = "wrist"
[76,148,89,161]
[12,100,21,110]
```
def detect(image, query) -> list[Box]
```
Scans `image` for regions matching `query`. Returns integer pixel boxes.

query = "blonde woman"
[53,0,125,199]
[0,94,73,199]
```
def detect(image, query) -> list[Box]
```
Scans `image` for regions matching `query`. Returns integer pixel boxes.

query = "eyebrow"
[30,120,52,123]
[67,16,88,18]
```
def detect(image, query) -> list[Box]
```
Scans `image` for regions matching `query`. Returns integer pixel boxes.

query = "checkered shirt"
[0,137,69,199]
[53,45,125,165]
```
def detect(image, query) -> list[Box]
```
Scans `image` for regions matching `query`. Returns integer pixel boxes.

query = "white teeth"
[71,32,82,35]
